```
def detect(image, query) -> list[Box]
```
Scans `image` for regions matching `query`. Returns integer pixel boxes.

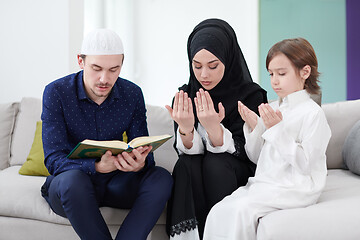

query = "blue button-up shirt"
[41,71,154,176]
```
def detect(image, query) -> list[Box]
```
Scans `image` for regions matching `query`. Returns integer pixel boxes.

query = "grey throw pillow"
[343,120,360,175]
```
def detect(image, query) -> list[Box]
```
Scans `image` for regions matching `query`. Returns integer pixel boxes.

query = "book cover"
[67,134,172,159]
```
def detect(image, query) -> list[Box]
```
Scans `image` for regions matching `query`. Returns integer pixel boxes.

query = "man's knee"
[144,166,173,200]
[50,170,92,198]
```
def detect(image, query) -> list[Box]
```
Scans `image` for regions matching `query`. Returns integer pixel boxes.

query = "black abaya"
[166,18,267,239]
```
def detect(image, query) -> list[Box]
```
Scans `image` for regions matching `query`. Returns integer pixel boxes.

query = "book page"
[129,134,172,148]
[82,139,128,149]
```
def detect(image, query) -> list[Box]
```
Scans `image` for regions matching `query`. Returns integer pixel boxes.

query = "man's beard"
[91,83,111,98]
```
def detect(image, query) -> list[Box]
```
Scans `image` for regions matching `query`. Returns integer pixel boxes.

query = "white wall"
[84,0,259,107]
[1,0,258,107]
[133,0,259,107]
[0,0,84,103]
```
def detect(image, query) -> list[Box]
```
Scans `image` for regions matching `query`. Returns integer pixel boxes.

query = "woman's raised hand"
[165,90,195,135]
[194,89,225,137]
[238,101,258,131]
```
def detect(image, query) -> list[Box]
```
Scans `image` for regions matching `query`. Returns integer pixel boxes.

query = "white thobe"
[203,90,331,240]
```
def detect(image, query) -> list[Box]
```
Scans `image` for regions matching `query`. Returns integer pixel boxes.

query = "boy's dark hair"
[266,38,321,95]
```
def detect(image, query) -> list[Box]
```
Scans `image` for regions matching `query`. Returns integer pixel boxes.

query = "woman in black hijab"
[165,18,267,240]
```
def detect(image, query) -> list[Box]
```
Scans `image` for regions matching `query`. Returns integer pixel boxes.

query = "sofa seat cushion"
[257,169,360,240]
[0,166,166,225]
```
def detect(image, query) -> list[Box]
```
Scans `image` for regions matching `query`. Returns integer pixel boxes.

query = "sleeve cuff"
[82,159,97,175]
[205,124,235,154]
[244,116,265,143]
[176,128,205,155]
[261,120,284,143]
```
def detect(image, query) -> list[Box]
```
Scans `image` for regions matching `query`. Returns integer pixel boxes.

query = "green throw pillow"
[19,121,50,176]
[123,131,128,143]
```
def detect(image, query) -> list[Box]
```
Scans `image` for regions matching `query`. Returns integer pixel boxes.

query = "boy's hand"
[258,103,282,129]
[238,101,258,131]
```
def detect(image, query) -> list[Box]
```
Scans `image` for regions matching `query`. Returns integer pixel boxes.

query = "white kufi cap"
[81,29,124,55]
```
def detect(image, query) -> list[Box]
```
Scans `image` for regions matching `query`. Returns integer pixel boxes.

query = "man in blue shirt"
[41,29,173,240]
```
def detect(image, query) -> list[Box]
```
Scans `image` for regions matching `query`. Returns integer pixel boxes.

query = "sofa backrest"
[322,99,360,169]
[10,97,42,166]
[146,105,177,172]
[0,102,19,170]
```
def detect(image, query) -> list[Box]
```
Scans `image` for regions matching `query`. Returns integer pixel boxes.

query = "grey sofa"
[1,97,360,240]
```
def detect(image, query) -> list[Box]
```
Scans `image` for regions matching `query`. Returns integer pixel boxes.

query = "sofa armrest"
[323,99,360,169]
[0,102,19,170]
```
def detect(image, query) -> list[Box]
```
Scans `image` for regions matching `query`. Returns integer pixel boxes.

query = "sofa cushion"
[0,217,167,240]
[0,166,167,225]
[10,97,42,166]
[0,102,19,170]
[322,99,360,169]
[19,121,50,176]
[146,104,177,173]
[257,169,360,240]
[343,120,360,175]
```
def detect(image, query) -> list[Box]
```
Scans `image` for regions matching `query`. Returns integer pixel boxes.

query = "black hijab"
[179,18,267,134]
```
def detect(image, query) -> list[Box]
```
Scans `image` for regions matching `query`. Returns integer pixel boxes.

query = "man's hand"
[95,150,118,173]
[114,146,152,172]
[95,146,152,173]
[258,103,282,129]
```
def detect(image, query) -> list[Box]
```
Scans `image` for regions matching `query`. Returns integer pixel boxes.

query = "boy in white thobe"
[203,38,331,240]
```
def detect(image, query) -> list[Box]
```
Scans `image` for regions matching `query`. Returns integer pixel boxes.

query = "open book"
[67,134,172,159]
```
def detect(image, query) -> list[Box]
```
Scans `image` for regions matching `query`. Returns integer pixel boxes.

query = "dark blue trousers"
[42,166,173,240]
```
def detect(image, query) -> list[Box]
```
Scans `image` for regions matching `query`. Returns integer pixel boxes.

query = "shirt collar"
[279,90,310,108]
[77,71,88,100]
[76,70,121,103]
